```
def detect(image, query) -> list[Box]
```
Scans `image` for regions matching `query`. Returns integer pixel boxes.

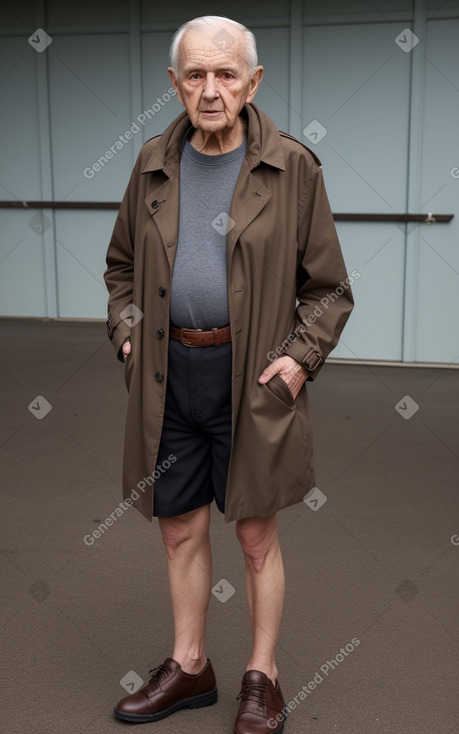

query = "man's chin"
[194,114,232,132]
[198,122,228,133]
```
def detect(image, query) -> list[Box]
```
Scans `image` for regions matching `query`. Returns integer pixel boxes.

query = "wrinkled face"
[169,26,262,134]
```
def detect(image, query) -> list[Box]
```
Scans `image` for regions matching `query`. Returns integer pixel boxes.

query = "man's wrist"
[284,340,323,379]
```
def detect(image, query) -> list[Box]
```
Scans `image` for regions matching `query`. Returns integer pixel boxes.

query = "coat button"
[155,372,164,382]
[151,199,159,209]
[158,287,166,297]
[156,328,165,339]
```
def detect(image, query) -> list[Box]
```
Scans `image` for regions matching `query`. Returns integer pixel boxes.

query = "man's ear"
[246,66,263,104]
[168,67,184,106]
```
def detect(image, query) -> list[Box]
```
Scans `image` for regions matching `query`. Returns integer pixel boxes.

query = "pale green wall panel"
[301,22,411,361]
[0,1,36,26]
[302,23,411,212]
[48,34,132,202]
[141,31,186,141]
[0,212,48,316]
[427,0,459,8]
[415,19,459,363]
[0,37,48,316]
[0,38,42,200]
[140,0,285,24]
[332,223,405,361]
[54,211,116,318]
[303,0,414,17]
[46,0,129,25]
[249,27,290,132]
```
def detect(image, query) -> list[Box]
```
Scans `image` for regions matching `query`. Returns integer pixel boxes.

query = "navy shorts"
[153,338,232,517]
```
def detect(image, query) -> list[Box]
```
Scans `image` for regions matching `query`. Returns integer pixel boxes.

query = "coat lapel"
[226,103,285,262]
[226,163,271,264]
[142,112,189,270]
[144,175,180,270]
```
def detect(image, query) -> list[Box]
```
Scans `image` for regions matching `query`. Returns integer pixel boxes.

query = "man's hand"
[122,339,131,361]
[258,355,308,400]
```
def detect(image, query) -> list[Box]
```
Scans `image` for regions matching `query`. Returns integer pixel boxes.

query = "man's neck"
[189,116,247,156]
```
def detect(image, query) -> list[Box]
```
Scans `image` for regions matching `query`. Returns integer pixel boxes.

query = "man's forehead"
[179,27,246,66]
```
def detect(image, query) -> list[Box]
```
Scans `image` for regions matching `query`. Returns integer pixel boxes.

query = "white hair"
[169,15,258,74]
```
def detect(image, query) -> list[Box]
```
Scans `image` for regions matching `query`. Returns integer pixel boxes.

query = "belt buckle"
[180,327,202,347]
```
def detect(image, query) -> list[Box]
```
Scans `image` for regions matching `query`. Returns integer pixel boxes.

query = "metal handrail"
[0,201,454,223]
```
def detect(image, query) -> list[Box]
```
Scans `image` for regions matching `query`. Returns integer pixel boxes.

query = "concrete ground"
[1,318,458,734]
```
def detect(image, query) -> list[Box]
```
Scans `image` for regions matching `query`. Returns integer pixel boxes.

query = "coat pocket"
[265,373,295,408]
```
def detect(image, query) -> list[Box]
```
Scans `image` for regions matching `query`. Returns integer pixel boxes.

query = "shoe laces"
[148,663,170,686]
[236,679,267,707]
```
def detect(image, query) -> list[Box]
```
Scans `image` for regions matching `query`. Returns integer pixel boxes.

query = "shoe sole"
[113,687,218,723]
[234,716,285,734]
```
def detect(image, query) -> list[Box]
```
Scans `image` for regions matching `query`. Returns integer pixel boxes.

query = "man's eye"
[223,73,233,80]
[190,73,200,80]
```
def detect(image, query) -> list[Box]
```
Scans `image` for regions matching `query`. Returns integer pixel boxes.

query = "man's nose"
[202,73,218,98]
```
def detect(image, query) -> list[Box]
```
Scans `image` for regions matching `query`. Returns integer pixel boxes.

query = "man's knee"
[159,505,210,552]
[160,519,192,551]
[235,516,278,573]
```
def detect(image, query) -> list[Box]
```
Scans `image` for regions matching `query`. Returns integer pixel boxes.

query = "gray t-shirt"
[169,137,246,330]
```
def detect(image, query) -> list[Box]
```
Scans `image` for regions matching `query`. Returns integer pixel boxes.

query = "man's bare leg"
[235,514,285,684]
[158,504,212,674]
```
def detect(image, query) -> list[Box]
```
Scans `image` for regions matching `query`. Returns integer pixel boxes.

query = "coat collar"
[141,103,286,176]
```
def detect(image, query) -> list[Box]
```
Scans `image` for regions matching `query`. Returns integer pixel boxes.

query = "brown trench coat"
[104,102,354,523]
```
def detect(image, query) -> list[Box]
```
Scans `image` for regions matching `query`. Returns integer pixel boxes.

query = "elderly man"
[104,14,353,734]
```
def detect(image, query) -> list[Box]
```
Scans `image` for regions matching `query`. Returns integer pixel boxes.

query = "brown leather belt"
[170,325,231,347]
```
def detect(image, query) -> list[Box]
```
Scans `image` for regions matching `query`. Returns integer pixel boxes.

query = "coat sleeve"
[103,157,141,361]
[283,156,354,380]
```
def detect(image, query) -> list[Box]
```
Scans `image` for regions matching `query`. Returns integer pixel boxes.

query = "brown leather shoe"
[234,670,286,734]
[114,657,217,723]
